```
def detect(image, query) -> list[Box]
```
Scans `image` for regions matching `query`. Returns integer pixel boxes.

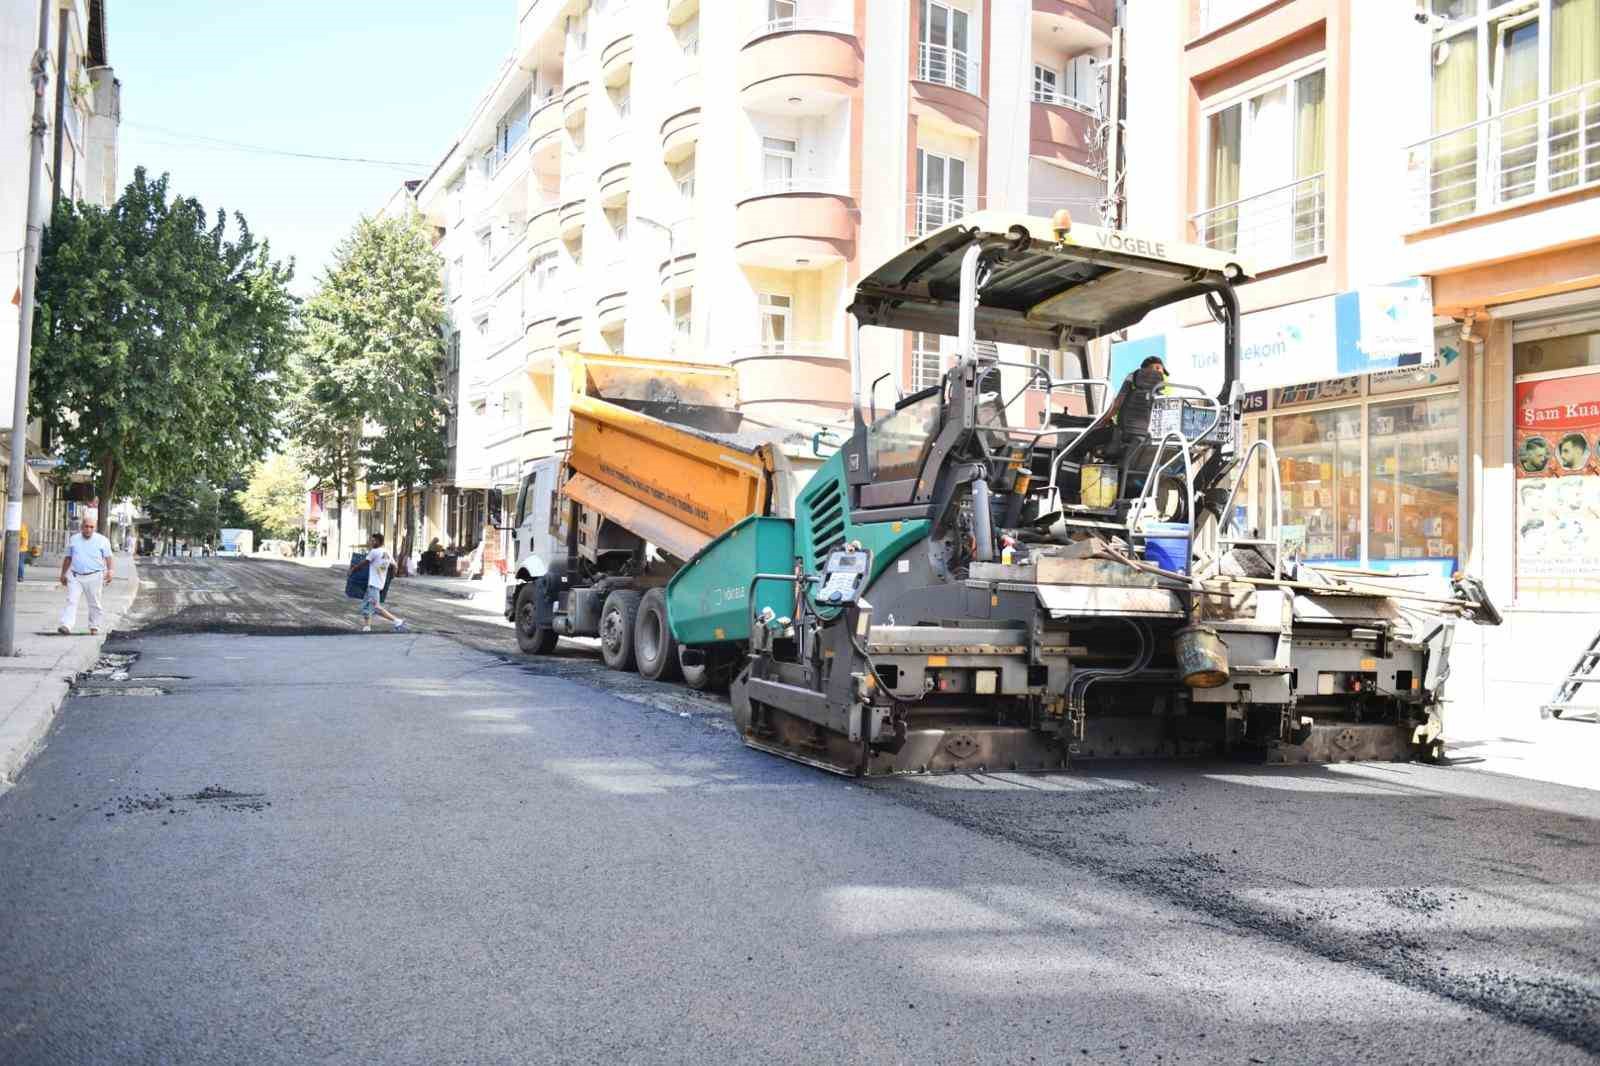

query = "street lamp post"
[635,215,678,355]
[1,0,56,659]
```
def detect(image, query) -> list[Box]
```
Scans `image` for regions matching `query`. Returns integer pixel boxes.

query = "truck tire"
[635,588,682,682]
[514,584,558,655]
[599,590,643,672]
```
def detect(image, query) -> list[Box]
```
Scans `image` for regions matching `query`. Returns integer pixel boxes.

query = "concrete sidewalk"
[0,552,140,791]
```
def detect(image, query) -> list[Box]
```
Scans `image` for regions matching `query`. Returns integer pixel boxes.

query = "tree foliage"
[142,481,222,544]
[29,168,297,508]
[291,210,446,559]
[240,453,307,539]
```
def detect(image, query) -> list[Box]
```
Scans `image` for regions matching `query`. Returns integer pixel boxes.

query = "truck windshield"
[868,389,942,482]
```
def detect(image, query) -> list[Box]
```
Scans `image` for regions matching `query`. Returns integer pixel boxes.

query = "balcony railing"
[746,17,853,46]
[1406,79,1600,229]
[1189,172,1325,270]
[1031,88,1098,117]
[917,42,980,94]
[910,194,967,239]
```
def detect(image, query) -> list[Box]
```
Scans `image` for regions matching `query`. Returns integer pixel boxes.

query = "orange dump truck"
[503,351,831,686]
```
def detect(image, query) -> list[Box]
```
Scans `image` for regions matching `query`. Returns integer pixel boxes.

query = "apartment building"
[0,0,120,554]
[410,0,1118,563]
[1118,0,1600,730]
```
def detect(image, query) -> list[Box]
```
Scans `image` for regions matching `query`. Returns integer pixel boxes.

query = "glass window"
[911,331,945,390]
[1369,395,1460,565]
[1513,327,1600,375]
[759,293,791,351]
[1272,407,1362,563]
[915,149,966,235]
[1033,64,1058,103]
[769,0,796,23]
[762,137,796,189]
[671,154,696,199]
[869,390,943,483]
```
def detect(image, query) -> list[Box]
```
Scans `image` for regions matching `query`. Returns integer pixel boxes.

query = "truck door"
[512,463,557,577]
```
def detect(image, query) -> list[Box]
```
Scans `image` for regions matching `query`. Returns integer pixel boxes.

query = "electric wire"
[125,122,430,171]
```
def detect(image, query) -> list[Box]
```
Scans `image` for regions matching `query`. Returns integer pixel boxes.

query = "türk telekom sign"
[1110,278,1436,395]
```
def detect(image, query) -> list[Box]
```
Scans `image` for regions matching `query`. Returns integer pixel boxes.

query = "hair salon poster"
[1516,372,1600,597]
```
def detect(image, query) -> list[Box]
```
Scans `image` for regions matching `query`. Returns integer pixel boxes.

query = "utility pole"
[1,0,55,658]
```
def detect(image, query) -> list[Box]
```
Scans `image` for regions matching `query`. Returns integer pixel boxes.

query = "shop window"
[1513,329,1600,375]
[1369,396,1460,567]
[1272,407,1361,563]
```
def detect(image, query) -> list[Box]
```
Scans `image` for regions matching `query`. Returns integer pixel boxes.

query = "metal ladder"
[1543,629,1600,719]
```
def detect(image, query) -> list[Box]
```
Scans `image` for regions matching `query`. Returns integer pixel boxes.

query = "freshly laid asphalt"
[0,556,1595,1064]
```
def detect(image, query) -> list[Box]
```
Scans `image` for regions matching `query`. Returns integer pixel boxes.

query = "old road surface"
[0,555,1596,1064]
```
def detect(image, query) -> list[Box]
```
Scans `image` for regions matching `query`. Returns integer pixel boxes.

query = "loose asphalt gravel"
[0,555,1595,1064]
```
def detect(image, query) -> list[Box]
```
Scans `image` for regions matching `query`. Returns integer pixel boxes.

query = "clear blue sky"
[113,1,510,295]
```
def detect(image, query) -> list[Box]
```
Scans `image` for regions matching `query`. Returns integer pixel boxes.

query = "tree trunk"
[400,487,415,577]
[95,455,119,543]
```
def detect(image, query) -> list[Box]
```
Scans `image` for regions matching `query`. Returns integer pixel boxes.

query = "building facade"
[409,0,1118,566]
[1119,0,1600,733]
[0,0,120,553]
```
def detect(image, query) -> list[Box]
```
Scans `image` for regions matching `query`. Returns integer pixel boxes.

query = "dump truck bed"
[562,352,779,562]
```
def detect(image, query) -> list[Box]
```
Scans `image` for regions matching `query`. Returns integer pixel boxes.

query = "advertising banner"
[1514,372,1600,597]
[1109,278,1437,397]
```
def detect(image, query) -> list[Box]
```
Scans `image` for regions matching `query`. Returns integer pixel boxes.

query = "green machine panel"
[666,515,796,646]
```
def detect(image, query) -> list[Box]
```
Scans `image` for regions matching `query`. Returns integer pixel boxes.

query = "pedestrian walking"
[57,512,115,635]
[16,520,27,582]
[348,532,407,633]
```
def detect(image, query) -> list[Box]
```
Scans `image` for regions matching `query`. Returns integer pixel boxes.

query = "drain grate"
[75,685,167,698]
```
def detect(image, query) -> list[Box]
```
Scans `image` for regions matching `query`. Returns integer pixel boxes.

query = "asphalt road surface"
[0,555,1595,1064]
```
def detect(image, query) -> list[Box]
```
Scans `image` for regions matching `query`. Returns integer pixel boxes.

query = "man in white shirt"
[348,532,407,633]
[57,513,115,635]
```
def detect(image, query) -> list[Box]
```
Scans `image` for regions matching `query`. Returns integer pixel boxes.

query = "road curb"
[0,565,141,795]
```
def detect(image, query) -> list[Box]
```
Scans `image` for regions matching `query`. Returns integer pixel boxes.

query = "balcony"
[1032,0,1113,52]
[735,180,855,269]
[666,0,696,26]
[660,104,701,164]
[730,341,852,423]
[601,32,633,87]
[525,314,557,370]
[660,246,696,300]
[562,81,589,128]
[1189,172,1325,272]
[1406,80,1600,232]
[527,203,560,249]
[912,43,985,138]
[598,160,631,209]
[596,270,629,329]
[739,18,861,115]
[556,291,584,344]
[529,94,563,172]
[1029,91,1097,169]
[558,194,587,241]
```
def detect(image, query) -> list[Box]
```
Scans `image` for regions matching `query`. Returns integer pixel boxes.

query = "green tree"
[240,454,307,540]
[28,168,297,509]
[142,480,222,546]
[293,210,446,562]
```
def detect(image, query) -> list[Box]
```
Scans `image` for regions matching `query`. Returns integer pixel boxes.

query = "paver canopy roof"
[849,211,1251,349]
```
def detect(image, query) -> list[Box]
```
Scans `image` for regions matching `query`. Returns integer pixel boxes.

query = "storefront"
[1248,328,1463,580]
[1508,304,1600,602]
[1109,279,1459,577]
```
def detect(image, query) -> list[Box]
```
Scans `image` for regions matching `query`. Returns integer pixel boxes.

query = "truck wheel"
[514,585,558,655]
[599,590,642,672]
[635,588,681,682]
